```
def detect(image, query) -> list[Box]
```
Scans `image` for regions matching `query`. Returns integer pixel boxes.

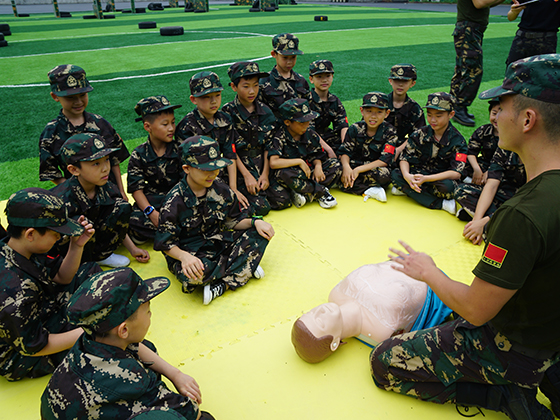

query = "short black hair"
[6,224,48,239]
[143,109,175,124]
[488,100,500,113]
[512,95,560,142]
[231,75,260,87]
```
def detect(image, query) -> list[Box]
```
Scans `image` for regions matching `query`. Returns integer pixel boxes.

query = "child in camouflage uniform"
[127,95,183,243]
[268,98,341,210]
[154,136,275,305]
[51,133,150,267]
[391,92,468,214]
[40,267,214,420]
[339,92,399,203]
[0,188,101,381]
[307,59,349,159]
[39,65,129,199]
[222,61,277,217]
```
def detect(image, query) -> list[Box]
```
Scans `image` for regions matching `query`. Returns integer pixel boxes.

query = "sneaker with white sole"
[391,186,406,196]
[253,265,265,279]
[290,190,307,208]
[442,199,456,215]
[203,280,226,305]
[456,207,473,222]
[97,253,131,268]
[318,189,337,209]
[363,186,387,203]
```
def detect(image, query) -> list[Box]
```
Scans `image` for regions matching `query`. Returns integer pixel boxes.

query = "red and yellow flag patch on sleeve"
[456,152,467,162]
[482,243,508,268]
[384,144,396,154]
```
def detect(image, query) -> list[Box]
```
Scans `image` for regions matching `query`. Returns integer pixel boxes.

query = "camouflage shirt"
[39,110,129,182]
[267,124,327,163]
[386,93,426,145]
[401,122,468,174]
[487,147,526,187]
[259,67,311,118]
[127,137,182,208]
[338,121,399,165]
[308,90,349,137]
[40,335,199,420]
[175,109,238,160]
[467,123,499,169]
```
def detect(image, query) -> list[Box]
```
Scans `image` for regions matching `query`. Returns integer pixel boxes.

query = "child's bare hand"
[181,254,205,281]
[149,210,160,228]
[234,190,250,210]
[341,166,354,188]
[299,161,311,178]
[244,174,259,195]
[131,246,150,263]
[405,173,422,193]
[72,215,95,248]
[257,174,270,191]
[171,371,202,404]
[312,167,326,183]
[255,220,275,240]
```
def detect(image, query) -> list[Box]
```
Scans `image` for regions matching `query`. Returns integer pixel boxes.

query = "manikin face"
[299,302,343,351]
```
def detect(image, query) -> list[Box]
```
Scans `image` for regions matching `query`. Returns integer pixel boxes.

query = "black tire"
[121,9,132,13]
[147,2,164,10]
[0,30,11,36]
[83,14,97,19]
[104,14,116,18]
[60,11,72,17]
[135,7,146,12]
[0,40,7,47]
[18,13,29,17]
[0,34,3,41]
[194,9,207,12]
[138,21,157,29]
[314,15,328,21]
[249,7,260,11]
[264,6,275,11]
[0,24,9,31]
[160,26,184,36]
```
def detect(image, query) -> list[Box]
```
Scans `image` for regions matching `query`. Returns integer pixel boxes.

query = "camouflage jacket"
[308,90,348,136]
[175,108,238,159]
[488,147,526,187]
[386,93,425,145]
[267,125,327,164]
[154,176,247,254]
[338,121,399,165]
[39,110,129,182]
[401,122,468,174]
[259,67,311,118]
[467,123,499,168]
[40,336,199,420]
[127,137,182,208]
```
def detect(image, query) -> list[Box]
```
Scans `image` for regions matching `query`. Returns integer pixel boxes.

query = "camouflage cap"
[48,65,93,97]
[180,135,233,170]
[189,71,223,97]
[424,92,453,111]
[389,64,417,80]
[134,95,182,122]
[272,33,303,56]
[279,98,319,122]
[479,54,560,104]
[67,267,170,335]
[361,92,389,109]
[309,59,334,76]
[5,187,84,236]
[61,133,119,166]
[227,61,269,83]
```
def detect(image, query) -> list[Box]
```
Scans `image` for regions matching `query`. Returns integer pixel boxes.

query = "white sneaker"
[391,186,406,196]
[97,253,130,268]
[203,280,226,305]
[442,199,456,215]
[253,265,265,279]
[290,190,307,208]
[463,176,473,184]
[318,189,337,209]
[363,187,387,203]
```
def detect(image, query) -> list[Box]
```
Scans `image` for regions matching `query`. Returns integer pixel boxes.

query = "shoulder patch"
[482,243,508,268]
[456,152,467,162]
[384,144,396,154]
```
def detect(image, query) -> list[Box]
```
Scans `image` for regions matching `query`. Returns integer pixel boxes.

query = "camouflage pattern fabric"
[425,92,453,111]
[506,31,558,67]
[370,317,557,404]
[385,93,425,146]
[189,71,221,97]
[450,21,486,108]
[39,110,129,182]
[271,33,303,55]
[127,138,183,239]
[60,132,119,166]
[48,64,93,97]
[463,122,499,178]
[227,61,269,84]
[308,90,348,152]
[41,336,199,420]
[338,121,398,194]
[309,59,334,76]
[134,95,182,122]
[389,64,417,80]
[259,67,311,119]
[191,0,208,12]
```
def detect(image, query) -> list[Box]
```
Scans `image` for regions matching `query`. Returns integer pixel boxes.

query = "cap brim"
[310,70,334,76]
[191,158,233,171]
[192,87,224,97]
[49,218,85,236]
[478,86,515,100]
[52,85,94,97]
[424,105,452,111]
[277,49,303,56]
[135,104,182,122]
[362,104,389,109]
[293,111,319,122]
[138,276,171,303]
[81,147,120,162]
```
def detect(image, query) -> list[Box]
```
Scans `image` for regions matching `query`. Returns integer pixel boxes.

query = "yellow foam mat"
[0,192,554,419]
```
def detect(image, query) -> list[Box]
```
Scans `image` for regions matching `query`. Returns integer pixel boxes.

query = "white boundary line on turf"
[0,55,273,88]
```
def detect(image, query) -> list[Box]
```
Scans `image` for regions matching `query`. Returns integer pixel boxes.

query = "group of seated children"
[0,31,525,419]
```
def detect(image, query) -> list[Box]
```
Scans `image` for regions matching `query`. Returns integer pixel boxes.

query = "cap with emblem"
[272,33,303,56]
[5,187,84,236]
[67,267,170,335]
[309,60,334,76]
[48,65,93,97]
[361,92,389,109]
[389,64,417,80]
[134,95,182,122]
[424,92,453,111]
[279,98,319,122]
[61,133,119,166]
[189,71,223,98]
[479,54,560,103]
[180,136,233,170]
[228,61,269,84]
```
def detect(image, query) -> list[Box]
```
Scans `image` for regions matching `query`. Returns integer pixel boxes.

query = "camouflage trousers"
[391,168,457,209]
[370,317,559,404]
[167,228,270,293]
[506,29,558,67]
[450,21,486,108]
[321,129,344,155]
[129,202,160,240]
[268,158,342,210]
[339,159,391,195]
[454,182,517,217]
[236,154,272,217]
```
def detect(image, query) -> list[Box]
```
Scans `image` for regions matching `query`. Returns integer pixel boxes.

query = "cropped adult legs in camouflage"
[391,168,457,209]
[506,32,558,67]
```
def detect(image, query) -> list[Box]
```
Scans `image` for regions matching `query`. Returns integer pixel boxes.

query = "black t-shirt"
[518,0,560,33]
[457,0,490,26]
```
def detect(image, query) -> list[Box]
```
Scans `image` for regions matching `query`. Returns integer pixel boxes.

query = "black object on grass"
[139,21,157,29]
[314,15,328,21]
[160,26,184,36]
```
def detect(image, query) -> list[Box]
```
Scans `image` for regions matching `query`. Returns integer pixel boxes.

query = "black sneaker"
[203,280,226,305]
[318,189,337,209]
[290,190,307,208]
[456,208,473,222]
[488,384,551,420]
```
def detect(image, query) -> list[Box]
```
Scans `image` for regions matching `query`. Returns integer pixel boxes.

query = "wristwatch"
[143,205,155,216]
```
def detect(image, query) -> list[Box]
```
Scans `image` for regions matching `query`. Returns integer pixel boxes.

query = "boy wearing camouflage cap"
[259,33,311,119]
[222,61,277,217]
[338,92,399,203]
[154,136,274,305]
[128,95,183,244]
[372,54,560,420]
[51,132,150,267]
[390,92,467,215]
[267,98,341,209]
[40,64,129,199]
[385,64,426,157]
[41,267,214,420]
[0,187,102,381]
